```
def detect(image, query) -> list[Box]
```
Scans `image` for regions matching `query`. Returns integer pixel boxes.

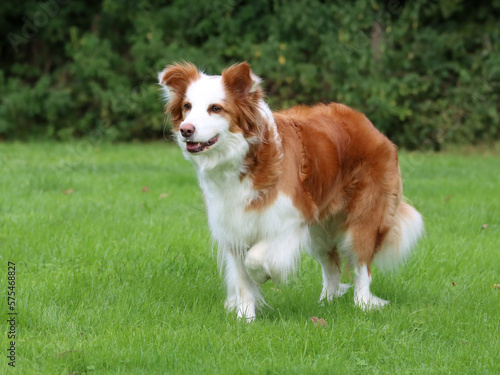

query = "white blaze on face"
[176,73,249,172]
[180,74,227,144]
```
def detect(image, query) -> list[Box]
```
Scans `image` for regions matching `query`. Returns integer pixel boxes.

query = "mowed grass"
[0,141,499,374]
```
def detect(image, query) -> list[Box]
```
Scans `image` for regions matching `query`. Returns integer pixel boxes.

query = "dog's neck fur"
[191,100,283,207]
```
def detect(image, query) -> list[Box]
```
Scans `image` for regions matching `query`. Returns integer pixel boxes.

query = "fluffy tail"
[374,201,424,271]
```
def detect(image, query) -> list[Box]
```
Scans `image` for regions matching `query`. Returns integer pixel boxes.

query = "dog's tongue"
[186,136,219,153]
[186,142,205,153]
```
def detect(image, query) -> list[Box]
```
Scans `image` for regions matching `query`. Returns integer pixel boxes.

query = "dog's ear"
[158,62,199,124]
[222,62,262,99]
[158,62,199,102]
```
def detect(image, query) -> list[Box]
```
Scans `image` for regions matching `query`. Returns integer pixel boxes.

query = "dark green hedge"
[1,0,499,148]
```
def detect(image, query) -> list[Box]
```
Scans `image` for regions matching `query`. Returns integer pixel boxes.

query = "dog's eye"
[183,103,191,111]
[210,105,222,113]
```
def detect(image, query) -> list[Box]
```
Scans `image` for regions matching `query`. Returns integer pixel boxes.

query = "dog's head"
[159,62,265,168]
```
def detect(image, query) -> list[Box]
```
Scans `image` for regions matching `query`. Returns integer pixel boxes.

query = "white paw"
[245,242,271,285]
[245,265,270,286]
[237,309,256,322]
[320,283,352,302]
[225,299,256,322]
[354,293,390,310]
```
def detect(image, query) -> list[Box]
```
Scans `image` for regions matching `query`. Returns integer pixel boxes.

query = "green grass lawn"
[1,141,499,374]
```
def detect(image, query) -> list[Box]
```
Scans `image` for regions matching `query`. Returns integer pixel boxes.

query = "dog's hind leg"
[339,227,389,310]
[352,263,389,310]
[309,225,351,302]
[317,248,352,302]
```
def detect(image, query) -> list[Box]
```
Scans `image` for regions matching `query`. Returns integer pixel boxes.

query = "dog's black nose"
[180,123,195,138]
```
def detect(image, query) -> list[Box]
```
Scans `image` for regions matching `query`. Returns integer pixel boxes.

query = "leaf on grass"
[62,188,74,195]
[159,193,169,199]
[452,282,456,286]
[142,186,149,192]
[310,317,327,327]
[482,224,489,229]
[493,284,500,289]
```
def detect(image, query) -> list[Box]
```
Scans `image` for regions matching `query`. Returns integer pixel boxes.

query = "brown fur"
[162,62,405,266]
[264,103,402,264]
[159,62,200,129]
[217,64,403,266]
[222,63,284,208]
[221,63,266,140]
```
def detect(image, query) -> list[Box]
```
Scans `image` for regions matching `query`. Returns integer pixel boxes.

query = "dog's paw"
[236,305,256,322]
[319,283,352,303]
[226,298,256,322]
[237,311,256,322]
[354,293,390,311]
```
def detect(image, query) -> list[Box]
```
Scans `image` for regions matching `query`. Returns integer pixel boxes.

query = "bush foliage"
[1,0,499,148]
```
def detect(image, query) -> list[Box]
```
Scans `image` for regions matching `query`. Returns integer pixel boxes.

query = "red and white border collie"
[158,62,424,321]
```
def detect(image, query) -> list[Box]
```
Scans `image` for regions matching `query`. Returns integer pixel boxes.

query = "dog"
[158,62,424,321]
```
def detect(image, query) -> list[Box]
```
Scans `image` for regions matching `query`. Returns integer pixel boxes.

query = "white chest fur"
[197,171,306,254]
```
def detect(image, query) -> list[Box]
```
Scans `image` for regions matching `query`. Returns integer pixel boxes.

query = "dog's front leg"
[223,250,262,322]
[246,227,307,284]
[244,241,271,285]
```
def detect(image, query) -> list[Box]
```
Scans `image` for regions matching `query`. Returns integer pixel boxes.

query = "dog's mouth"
[185,135,219,154]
